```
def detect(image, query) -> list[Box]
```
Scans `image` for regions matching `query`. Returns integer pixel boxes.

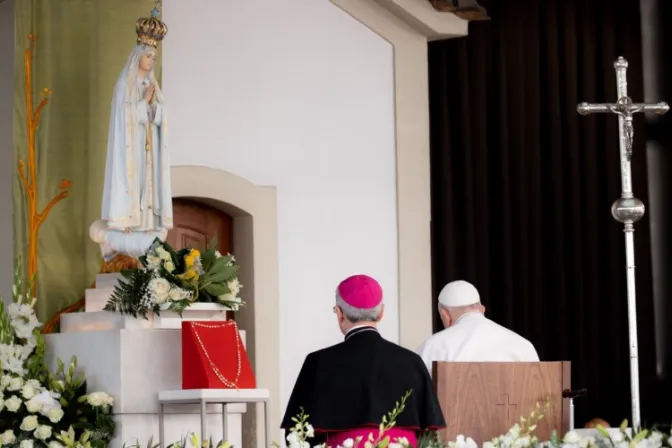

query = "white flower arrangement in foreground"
[0,262,117,448]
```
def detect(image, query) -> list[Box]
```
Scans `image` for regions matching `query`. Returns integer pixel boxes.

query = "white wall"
[163,0,398,421]
[0,0,14,305]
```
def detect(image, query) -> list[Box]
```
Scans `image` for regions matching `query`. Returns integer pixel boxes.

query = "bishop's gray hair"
[335,291,383,323]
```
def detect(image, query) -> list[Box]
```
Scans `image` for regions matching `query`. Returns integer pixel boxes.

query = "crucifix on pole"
[577,57,669,430]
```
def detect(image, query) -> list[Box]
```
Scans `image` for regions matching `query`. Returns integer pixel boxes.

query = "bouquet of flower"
[440,400,672,448]
[279,390,414,448]
[0,262,116,448]
[104,238,244,318]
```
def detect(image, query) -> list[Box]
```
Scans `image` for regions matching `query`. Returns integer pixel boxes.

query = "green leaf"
[596,425,610,438]
[629,430,648,448]
[202,264,239,286]
[620,419,629,431]
[204,282,230,297]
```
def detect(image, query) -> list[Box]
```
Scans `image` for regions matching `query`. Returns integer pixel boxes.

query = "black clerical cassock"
[281,325,446,444]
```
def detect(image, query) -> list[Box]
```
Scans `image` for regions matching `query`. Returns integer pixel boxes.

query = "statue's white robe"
[416,313,539,375]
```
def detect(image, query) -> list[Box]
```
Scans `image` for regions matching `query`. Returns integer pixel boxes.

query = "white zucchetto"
[438,280,480,307]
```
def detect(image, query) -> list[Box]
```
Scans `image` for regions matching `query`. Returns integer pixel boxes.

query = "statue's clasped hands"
[144,85,155,103]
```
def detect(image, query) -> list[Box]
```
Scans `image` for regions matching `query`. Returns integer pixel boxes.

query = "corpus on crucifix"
[577,57,669,431]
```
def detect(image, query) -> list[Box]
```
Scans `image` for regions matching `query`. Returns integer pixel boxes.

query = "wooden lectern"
[433,362,571,445]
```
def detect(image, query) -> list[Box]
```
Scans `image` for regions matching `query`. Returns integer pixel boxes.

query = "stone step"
[85,288,114,312]
[64,304,229,332]
[96,273,125,290]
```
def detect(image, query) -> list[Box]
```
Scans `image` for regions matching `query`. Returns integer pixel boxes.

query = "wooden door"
[167,199,235,319]
[167,199,233,254]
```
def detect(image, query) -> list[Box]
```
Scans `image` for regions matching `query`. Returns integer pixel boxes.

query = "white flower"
[33,425,52,440]
[8,303,33,319]
[25,379,41,389]
[214,250,222,258]
[20,440,33,448]
[4,395,21,412]
[21,384,37,400]
[86,391,114,407]
[48,442,64,448]
[20,415,39,431]
[579,436,596,448]
[449,435,478,448]
[395,437,410,446]
[0,430,16,445]
[25,396,43,413]
[168,288,186,301]
[146,254,161,269]
[156,246,171,261]
[610,432,624,443]
[0,375,11,390]
[7,377,23,391]
[341,439,354,448]
[46,406,64,423]
[516,436,532,447]
[227,278,242,295]
[305,424,315,438]
[563,430,581,445]
[219,293,241,304]
[483,442,496,448]
[148,278,171,302]
[164,260,176,273]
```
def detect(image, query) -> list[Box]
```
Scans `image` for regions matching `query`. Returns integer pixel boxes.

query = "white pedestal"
[75,273,230,330]
[158,389,270,448]
[45,328,248,448]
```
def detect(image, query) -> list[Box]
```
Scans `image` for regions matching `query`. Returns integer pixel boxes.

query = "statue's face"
[139,51,157,72]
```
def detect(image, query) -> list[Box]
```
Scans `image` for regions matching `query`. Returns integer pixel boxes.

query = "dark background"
[428,0,672,426]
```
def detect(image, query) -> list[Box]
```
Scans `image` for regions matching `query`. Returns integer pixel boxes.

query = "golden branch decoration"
[18,33,71,296]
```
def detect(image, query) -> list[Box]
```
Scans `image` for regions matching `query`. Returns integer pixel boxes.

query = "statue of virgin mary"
[90,8,173,260]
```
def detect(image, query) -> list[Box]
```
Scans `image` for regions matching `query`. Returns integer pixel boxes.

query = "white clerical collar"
[453,311,484,326]
[344,325,378,341]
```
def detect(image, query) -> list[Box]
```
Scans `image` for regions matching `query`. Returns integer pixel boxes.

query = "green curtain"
[13,0,162,323]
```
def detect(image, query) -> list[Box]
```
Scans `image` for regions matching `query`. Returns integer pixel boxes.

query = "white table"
[157,388,271,448]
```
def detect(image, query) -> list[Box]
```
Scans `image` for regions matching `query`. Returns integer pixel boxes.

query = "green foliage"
[104,237,244,319]
[104,267,156,318]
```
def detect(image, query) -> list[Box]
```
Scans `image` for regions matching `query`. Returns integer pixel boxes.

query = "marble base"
[62,304,229,332]
[81,273,230,329]
[45,328,246,414]
[113,411,243,448]
[96,273,125,290]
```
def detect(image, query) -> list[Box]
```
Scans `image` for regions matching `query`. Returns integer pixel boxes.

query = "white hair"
[335,292,383,323]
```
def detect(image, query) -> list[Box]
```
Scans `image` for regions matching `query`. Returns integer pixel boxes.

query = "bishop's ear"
[377,304,385,322]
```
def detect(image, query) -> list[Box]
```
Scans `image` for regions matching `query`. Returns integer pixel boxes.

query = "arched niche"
[171,165,280,446]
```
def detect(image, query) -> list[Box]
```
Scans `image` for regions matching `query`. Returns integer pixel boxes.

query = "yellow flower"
[185,255,195,267]
[190,249,201,258]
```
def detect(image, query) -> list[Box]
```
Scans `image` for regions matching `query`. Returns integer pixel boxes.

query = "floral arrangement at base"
[438,401,672,448]
[0,262,116,448]
[104,238,244,318]
[123,433,231,448]
[280,390,414,448]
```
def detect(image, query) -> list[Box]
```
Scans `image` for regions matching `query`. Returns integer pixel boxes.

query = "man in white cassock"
[416,280,539,374]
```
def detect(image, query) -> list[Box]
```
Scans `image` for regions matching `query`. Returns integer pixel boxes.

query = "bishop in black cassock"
[281,274,446,447]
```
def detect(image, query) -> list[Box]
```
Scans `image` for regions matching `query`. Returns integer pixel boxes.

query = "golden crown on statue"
[136,4,168,49]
